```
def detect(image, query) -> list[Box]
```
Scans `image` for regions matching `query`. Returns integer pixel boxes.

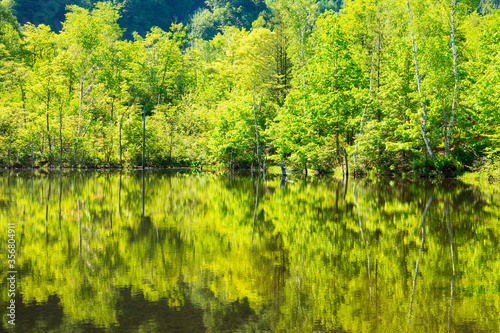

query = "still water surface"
[0,170,499,332]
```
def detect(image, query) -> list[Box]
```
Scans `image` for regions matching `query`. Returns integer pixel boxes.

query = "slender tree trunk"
[46,91,52,167]
[59,99,63,169]
[7,145,11,169]
[251,147,255,173]
[230,142,234,171]
[31,135,34,168]
[304,161,308,177]
[78,69,83,136]
[253,83,261,170]
[446,0,459,157]
[406,0,436,160]
[354,42,377,166]
[109,96,115,166]
[119,101,135,168]
[169,130,173,160]
[142,106,146,169]
[119,119,123,167]
[343,148,349,179]
[280,160,286,177]
[341,157,344,178]
[336,127,339,157]
[19,77,26,122]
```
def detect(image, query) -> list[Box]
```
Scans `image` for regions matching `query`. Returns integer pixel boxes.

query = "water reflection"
[0,171,499,332]
[408,192,433,325]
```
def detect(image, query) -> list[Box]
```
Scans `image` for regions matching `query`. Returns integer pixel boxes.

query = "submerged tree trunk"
[445,0,459,157]
[406,0,436,160]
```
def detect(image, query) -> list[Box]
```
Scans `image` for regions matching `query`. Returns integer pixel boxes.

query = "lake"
[1,170,499,332]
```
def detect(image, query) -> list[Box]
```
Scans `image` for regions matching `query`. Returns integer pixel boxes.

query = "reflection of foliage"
[0,171,499,331]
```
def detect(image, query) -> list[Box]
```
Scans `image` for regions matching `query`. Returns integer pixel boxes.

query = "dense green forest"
[0,0,499,176]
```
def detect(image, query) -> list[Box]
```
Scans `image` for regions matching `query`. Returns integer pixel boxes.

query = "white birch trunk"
[78,68,83,136]
[406,0,436,160]
[253,83,261,170]
[354,42,377,165]
[446,0,459,157]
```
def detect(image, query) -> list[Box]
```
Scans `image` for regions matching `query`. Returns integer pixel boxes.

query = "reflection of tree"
[408,192,433,324]
[0,172,499,331]
[353,182,372,301]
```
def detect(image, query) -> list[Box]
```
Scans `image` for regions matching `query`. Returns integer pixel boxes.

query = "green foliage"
[0,0,499,174]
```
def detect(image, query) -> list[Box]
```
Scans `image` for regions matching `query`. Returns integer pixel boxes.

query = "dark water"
[0,170,499,332]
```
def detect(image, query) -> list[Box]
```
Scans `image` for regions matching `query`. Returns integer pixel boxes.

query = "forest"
[0,0,500,176]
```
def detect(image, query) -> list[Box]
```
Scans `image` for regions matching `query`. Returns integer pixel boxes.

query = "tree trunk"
[354,43,376,165]
[59,99,63,169]
[280,160,286,177]
[59,170,62,230]
[142,106,146,169]
[31,136,34,169]
[119,97,136,168]
[336,127,339,157]
[19,77,26,122]
[119,119,123,167]
[230,142,234,171]
[7,146,11,169]
[46,95,52,167]
[406,0,436,160]
[343,148,349,180]
[78,69,83,136]
[445,0,459,157]
[304,161,308,177]
[253,83,261,170]
[251,147,255,173]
